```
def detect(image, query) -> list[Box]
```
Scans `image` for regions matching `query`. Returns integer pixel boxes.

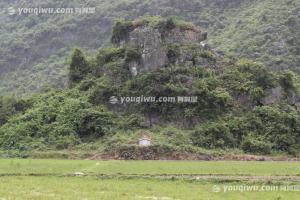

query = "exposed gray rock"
[128,26,168,73]
[116,23,208,75]
[260,86,284,105]
[168,44,214,67]
[295,102,300,112]
[286,89,300,105]
[237,94,253,108]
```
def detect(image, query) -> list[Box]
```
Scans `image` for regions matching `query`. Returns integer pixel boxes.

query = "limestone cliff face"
[128,26,167,73]
[112,19,209,75]
[260,86,284,105]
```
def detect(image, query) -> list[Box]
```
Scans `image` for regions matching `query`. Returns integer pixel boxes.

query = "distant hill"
[0,0,299,95]
[1,17,300,156]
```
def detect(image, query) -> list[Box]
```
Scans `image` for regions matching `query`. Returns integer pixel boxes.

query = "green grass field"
[1,159,300,199]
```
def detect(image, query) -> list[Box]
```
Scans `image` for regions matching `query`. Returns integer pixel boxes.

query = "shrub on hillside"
[0,91,116,150]
[69,49,91,85]
[192,121,235,149]
[241,134,273,154]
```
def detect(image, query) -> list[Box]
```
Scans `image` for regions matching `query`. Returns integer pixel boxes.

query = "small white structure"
[74,172,85,176]
[138,135,151,147]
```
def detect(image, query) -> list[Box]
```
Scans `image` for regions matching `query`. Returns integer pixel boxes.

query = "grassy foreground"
[1,176,300,200]
[1,159,300,175]
[0,159,300,199]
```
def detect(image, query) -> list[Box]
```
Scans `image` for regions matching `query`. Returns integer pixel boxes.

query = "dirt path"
[1,173,300,182]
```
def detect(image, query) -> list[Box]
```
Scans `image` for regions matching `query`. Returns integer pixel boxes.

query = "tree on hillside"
[69,48,90,86]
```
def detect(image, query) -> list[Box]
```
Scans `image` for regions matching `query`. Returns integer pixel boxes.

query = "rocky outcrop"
[260,86,284,105]
[260,86,300,111]
[128,26,168,73]
[112,18,209,75]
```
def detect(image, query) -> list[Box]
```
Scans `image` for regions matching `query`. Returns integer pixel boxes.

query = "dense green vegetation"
[69,49,91,85]
[0,0,299,95]
[1,16,300,156]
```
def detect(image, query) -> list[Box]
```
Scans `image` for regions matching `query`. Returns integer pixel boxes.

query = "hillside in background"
[0,0,299,95]
[1,16,300,158]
